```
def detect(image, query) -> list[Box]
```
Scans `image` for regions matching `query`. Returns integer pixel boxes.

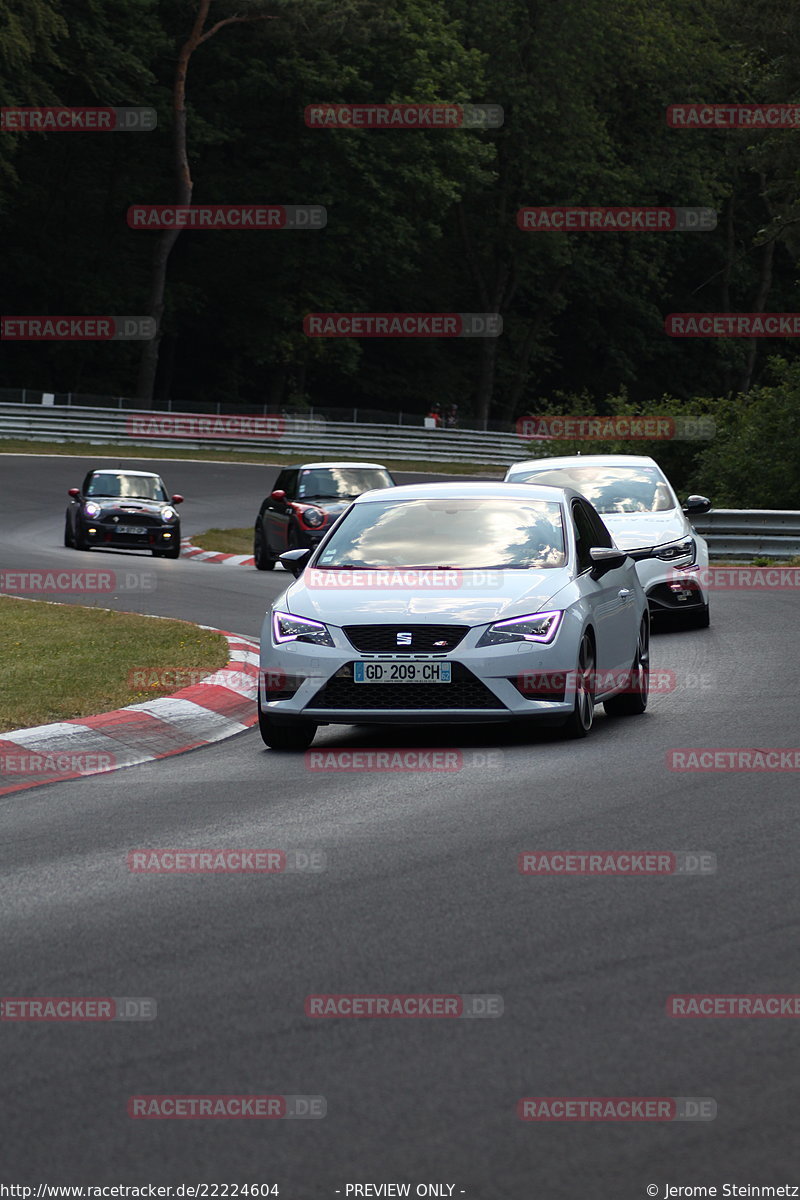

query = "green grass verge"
[0,596,229,732]
[191,527,253,555]
[0,437,502,477]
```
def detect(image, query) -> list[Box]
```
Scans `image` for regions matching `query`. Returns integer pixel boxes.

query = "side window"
[273,470,288,493]
[571,500,595,573]
[581,500,613,548]
[81,471,95,495]
[282,470,299,499]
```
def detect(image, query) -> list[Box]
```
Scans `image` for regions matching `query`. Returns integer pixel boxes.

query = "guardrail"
[690,510,800,561]
[1,401,798,558]
[0,401,527,466]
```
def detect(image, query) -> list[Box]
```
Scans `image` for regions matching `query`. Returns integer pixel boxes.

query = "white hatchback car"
[258,481,655,750]
[504,455,712,628]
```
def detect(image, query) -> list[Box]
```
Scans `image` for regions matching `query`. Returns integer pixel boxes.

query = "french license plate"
[354,661,451,684]
[116,525,148,535]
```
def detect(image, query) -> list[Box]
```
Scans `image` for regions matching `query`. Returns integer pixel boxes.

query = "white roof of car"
[354,481,573,503]
[297,462,390,469]
[507,454,660,471]
[91,468,161,476]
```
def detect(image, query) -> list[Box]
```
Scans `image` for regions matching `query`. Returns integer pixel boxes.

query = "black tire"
[155,542,181,559]
[64,515,75,548]
[73,519,90,551]
[254,522,276,571]
[558,631,596,739]
[258,708,317,751]
[604,615,650,717]
[681,602,710,629]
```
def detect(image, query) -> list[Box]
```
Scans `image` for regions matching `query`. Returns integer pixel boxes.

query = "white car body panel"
[258,482,649,727]
[504,454,710,616]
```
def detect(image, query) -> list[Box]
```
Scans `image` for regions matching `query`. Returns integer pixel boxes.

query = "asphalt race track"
[1,453,798,1196]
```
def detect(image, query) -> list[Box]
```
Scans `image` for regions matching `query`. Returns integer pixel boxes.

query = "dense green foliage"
[0,0,798,503]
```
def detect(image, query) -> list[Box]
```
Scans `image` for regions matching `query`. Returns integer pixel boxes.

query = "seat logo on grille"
[396,632,412,646]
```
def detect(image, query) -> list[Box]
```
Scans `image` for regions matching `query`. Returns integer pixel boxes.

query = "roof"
[353,481,575,503]
[507,454,660,471]
[89,468,162,477]
[294,462,391,470]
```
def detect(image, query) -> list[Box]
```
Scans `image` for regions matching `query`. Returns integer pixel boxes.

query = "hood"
[87,498,172,518]
[283,566,571,625]
[601,509,687,551]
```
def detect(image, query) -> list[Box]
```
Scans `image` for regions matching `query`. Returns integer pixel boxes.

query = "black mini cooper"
[64,469,184,558]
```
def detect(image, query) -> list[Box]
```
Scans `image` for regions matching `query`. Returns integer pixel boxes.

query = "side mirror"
[271,489,286,502]
[683,495,711,515]
[68,487,80,498]
[279,548,312,577]
[171,494,184,505]
[589,546,627,577]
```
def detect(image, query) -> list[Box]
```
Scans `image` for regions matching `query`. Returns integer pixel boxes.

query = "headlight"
[83,501,101,518]
[655,537,695,562]
[300,507,324,528]
[161,506,178,523]
[476,610,562,647]
[272,610,334,647]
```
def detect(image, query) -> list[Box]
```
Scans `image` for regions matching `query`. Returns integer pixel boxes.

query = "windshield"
[85,473,168,501]
[508,465,674,513]
[296,467,394,500]
[314,497,567,569]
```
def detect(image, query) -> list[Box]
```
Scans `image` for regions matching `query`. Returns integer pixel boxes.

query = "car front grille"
[308,662,504,710]
[343,624,469,653]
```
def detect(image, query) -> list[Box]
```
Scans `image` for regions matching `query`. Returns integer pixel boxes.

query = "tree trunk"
[739,173,775,395]
[135,1,276,406]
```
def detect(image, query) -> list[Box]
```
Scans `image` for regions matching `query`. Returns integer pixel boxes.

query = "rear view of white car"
[504,455,712,628]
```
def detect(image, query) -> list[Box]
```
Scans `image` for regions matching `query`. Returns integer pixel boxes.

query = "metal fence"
[689,510,800,561]
[0,400,528,466]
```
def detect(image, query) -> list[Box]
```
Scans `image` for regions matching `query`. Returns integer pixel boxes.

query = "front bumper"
[633,556,709,614]
[84,522,179,551]
[259,616,585,726]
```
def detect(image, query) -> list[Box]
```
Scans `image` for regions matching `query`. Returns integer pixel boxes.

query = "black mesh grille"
[343,624,469,652]
[309,662,504,710]
[101,514,162,527]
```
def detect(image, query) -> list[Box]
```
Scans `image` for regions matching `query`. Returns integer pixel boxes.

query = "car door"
[262,469,297,554]
[572,499,634,675]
